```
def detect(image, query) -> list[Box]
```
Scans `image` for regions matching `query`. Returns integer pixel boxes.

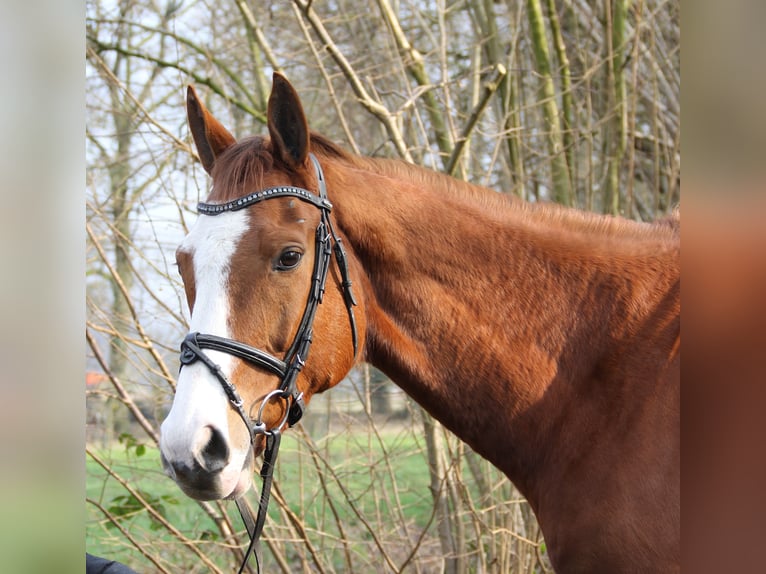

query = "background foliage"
[85,0,679,571]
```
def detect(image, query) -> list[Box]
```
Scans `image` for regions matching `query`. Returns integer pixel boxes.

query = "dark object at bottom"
[86,553,139,574]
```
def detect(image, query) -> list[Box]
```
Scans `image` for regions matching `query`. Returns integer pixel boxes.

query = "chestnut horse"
[160,73,680,573]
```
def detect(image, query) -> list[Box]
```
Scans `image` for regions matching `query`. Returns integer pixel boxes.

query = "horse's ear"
[267,73,309,169]
[186,85,236,174]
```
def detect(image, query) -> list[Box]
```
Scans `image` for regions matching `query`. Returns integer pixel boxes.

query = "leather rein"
[177,154,358,573]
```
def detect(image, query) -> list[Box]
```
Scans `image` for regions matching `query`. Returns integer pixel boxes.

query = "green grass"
[86,446,201,567]
[86,428,437,572]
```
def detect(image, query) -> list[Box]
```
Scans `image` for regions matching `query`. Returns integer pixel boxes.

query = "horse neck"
[326,156,680,503]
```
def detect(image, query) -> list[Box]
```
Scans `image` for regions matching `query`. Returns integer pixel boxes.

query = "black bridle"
[177,153,358,573]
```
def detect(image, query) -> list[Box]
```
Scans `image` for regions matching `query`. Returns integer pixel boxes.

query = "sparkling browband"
[197,185,333,215]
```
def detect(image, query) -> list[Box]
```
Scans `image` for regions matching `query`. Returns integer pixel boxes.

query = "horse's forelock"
[209,136,274,202]
[207,132,357,203]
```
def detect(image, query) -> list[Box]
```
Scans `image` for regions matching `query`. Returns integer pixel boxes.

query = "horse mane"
[209,132,679,250]
[311,134,679,245]
[310,133,520,212]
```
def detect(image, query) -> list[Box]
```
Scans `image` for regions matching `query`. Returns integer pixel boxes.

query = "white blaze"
[160,210,251,489]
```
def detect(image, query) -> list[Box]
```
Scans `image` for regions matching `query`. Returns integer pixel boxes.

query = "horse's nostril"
[195,425,230,473]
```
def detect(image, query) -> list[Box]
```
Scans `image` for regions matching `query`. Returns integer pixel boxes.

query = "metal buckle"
[253,388,292,435]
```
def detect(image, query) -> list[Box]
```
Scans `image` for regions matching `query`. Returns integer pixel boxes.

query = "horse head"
[159,74,363,500]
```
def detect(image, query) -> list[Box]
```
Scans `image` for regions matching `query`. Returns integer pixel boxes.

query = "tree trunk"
[603,0,628,214]
[526,0,573,205]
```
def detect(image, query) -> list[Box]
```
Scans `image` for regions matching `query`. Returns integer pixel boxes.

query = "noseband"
[177,153,358,573]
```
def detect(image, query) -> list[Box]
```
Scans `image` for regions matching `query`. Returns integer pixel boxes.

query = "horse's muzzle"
[160,424,255,500]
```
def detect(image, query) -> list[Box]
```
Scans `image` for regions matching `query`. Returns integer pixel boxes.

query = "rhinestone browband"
[197,186,332,215]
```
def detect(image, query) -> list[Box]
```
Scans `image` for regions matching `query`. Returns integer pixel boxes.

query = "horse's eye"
[276,250,303,271]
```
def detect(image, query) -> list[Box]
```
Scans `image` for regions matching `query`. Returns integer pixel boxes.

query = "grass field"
[86,427,445,572]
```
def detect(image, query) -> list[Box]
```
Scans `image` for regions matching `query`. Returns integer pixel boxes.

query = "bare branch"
[446,64,507,176]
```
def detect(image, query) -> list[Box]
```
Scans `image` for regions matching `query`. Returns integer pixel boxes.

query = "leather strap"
[198,185,331,215]
[177,333,254,442]
[236,430,282,574]
[181,332,287,379]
